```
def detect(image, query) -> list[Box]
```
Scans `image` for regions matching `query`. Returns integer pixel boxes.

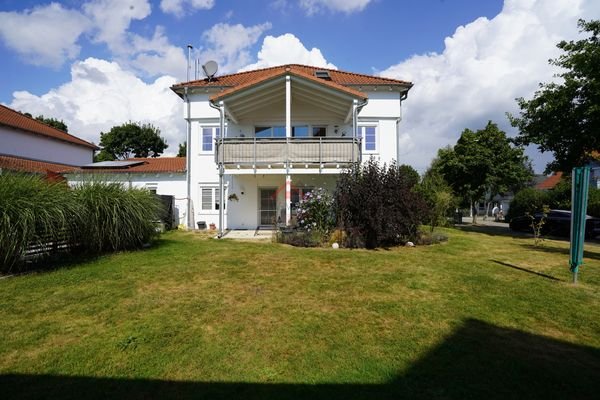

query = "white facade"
[66,172,187,227]
[0,125,94,165]
[175,66,411,232]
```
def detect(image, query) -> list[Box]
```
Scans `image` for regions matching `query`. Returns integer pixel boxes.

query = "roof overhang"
[211,71,367,122]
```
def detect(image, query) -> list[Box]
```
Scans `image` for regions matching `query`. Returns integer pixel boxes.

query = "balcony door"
[259,188,277,226]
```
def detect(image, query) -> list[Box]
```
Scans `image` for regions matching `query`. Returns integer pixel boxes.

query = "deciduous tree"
[96,122,167,161]
[436,121,532,223]
[509,19,600,172]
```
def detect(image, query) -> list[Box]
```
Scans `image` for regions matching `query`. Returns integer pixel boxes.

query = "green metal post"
[570,167,591,284]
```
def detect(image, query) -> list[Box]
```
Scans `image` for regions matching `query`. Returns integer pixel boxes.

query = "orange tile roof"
[0,104,97,150]
[171,64,413,101]
[0,155,78,175]
[535,171,563,190]
[69,157,186,174]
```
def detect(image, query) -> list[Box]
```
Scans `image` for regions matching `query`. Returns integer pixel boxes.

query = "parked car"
[509,209,600,239]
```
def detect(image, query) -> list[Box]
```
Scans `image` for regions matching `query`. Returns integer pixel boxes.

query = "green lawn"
[1,228,599,399]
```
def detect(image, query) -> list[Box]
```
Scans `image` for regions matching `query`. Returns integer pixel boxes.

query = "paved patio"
[220,228,275,240]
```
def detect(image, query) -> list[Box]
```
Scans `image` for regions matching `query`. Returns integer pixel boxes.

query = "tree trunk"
[471,201,478,224]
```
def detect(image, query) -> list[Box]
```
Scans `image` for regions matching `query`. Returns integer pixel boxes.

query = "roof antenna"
[202,60,218,82]
[187,44,193,81]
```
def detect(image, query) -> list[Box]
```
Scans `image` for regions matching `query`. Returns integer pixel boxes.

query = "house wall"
[66,173,187,227]
[226,174,338,229]
[0,125,94,165]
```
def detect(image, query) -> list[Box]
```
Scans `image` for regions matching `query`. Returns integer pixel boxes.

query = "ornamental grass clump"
[74,180,162,254]
[0,173,81,273]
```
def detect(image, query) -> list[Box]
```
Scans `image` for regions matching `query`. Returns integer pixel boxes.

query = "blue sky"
[1,0,599,171]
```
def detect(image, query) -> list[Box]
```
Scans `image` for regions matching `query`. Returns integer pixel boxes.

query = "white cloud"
[83,0,152,53]
[380,0,600,172]
[9,58,184,154]
[0,3,91,67]
[198,22,272,73]
[160,0,215,17]
[129,26,188,79]
[299,0,372,15]
[240,33,336,71]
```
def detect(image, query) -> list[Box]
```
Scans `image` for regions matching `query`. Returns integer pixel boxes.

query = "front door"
[259,188,277,225]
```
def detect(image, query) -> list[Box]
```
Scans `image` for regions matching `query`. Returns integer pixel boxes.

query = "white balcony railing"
[215,137,361,167]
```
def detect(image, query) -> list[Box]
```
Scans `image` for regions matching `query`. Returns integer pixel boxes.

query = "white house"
[64,158,187,226]
[0,104,96,175]
[170,64,412,234]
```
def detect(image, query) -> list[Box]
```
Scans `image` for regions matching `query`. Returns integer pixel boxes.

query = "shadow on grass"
[489,259,561,281]
[2,319,598,400]
[453,223,525,238]
[3,236,182,278]
[519,243,600,262]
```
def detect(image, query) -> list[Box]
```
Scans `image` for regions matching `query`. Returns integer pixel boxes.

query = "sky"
[1,0,599,172]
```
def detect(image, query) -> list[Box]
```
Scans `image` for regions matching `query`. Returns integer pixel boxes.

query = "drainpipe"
[353,98,368,165]
[209,100,226,238]
[395,90,408,163]
[185,86,193,230]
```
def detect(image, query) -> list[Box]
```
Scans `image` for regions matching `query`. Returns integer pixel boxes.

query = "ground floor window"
[200,186,225,211]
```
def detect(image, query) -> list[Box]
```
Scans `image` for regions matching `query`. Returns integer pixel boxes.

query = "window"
[312,126,327,137]
[145,184,158,194]
[255,126,285,138]
[201,127,221,152]
[292,126,309,137]
[360,126,377,152]
[200,186,225,211]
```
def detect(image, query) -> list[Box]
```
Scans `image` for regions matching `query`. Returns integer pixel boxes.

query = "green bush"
[74,181,162,254]
[335,159,427,248]
[275,229,322,247]
[507,188,551,221]
[0,174,81,273]
[587,188,600,217]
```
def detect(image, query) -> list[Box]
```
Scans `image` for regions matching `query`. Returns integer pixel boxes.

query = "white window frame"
[359,125,379,154]
[199,125,222,154]
[199,184,226,213]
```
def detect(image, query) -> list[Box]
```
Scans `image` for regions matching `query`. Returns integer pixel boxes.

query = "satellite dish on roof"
[202,60,218,80]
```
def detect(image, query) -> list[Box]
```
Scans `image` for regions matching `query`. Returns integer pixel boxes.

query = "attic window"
[314,70,331,80]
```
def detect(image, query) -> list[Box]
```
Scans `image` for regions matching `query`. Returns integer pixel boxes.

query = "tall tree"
[436,121,532,223]
[177,142,187,157]
[509,19,600,172]
[96,122,167,161]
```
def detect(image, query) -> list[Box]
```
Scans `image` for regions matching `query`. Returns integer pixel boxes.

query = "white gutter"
[395,90,409,163]
[184,86,193,229]
[209,100,226,238]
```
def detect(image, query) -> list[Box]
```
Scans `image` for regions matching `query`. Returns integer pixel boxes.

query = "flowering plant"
[296,187,335,237]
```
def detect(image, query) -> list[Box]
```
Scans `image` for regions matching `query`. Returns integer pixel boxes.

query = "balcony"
[215,137,361,170]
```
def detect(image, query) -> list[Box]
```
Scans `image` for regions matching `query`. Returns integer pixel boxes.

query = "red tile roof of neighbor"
[171,64,413,101]
[536,171,563,190]
[0,155,77,174]
[69,157,186,174]
[0,104,98,150]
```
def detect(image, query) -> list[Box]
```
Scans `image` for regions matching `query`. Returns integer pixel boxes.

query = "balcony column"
[286,75,291,138]
[285,175,292,226]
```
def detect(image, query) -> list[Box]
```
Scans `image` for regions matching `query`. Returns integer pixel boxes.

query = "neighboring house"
[170,64,412,232]
[535,172,564,191]
[0,104,97,175]
[64,158,187,226]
